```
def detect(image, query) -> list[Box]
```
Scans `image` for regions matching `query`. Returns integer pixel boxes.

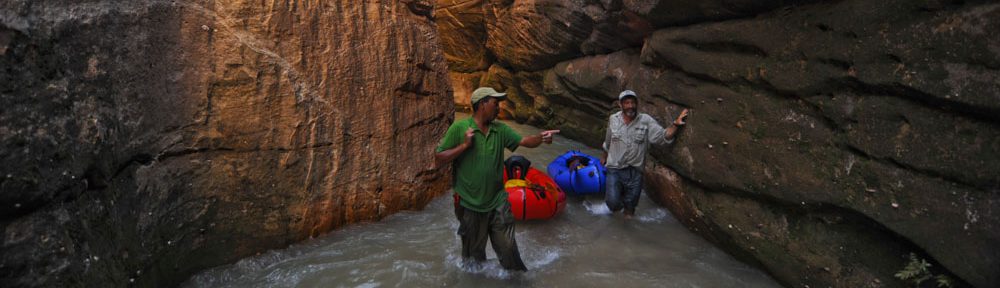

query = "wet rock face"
[439,0,999,287]
[1,0,452,286]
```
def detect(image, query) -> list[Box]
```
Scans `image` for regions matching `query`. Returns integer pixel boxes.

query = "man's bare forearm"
[665,124,680,141]
[434,142,470,168]
[520,134,543,148]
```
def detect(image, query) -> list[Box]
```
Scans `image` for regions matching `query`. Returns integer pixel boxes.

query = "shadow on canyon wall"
[1,0,452,286]
[435,0,999,287]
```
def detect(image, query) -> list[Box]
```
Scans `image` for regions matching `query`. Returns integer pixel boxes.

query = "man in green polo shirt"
[434,87,559,271]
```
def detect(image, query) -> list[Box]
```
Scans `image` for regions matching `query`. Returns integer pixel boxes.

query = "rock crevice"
[437,0,1000,287]
[1,0,453,286]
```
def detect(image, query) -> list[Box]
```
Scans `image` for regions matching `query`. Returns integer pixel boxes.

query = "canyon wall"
[1,0,452,286]
[436,0,999,287]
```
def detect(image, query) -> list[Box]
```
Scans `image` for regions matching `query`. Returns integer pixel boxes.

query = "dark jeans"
[605,166,643,213]
[456,201,527,271]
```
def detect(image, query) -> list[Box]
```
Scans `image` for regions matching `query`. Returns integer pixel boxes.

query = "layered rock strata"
[1,0,452,286]
[437,0,999,287]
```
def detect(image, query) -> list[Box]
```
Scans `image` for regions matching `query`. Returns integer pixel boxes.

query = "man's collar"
[467,117,494,134]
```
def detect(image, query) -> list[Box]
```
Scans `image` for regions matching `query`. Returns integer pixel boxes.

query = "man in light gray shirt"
[601,90,689,218]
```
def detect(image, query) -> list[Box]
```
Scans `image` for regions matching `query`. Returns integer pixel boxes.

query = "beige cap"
[471,87,507,105]
[619,90,637,100]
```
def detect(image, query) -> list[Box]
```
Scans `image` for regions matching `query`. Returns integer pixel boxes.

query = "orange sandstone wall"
[0,0,452,286]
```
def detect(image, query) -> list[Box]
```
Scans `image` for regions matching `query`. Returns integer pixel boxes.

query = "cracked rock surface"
[1,0,452,286]
[437,0,1000,287]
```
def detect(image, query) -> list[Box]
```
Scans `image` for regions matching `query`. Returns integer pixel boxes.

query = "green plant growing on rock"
[894,253,954,288]
[934,275,954,288]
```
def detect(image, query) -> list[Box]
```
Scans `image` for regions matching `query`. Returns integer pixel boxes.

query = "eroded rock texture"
[1,0,452,286]
[438,0,999,287]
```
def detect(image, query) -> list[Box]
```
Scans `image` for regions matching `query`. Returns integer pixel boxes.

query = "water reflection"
[183,114,780,288]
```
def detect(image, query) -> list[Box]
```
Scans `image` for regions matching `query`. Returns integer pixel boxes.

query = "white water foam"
[354,280,380,288]
[582,200,611,215]
[526,249,561,268]
[184,115,783,288]
[445,252,511,280]
[636,208,669,223]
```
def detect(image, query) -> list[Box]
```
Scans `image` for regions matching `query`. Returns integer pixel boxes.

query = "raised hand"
[465,127,475,144]
[673,109,689,126]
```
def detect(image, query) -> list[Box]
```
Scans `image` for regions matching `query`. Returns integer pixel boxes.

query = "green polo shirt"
[436,117,522,212]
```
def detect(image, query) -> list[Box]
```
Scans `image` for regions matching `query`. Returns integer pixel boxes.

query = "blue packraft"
[547,150,606,195]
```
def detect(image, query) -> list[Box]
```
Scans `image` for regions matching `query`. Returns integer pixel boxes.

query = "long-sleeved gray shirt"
[602,111,673,169]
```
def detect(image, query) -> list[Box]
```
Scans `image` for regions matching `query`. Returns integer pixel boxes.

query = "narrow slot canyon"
[1,1,998,287]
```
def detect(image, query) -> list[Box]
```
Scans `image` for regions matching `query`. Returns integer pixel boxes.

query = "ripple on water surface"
[183,115,780,288]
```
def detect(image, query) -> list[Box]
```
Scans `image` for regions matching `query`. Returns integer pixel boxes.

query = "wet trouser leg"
[605,167,642,213]
[457,202,527,271]
[458,205,488,263]
[605,168,625,212]
[621,167,643,213]
[490,201,527,270]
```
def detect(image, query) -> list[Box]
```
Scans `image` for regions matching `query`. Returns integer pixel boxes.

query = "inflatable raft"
[503,156,566,220]
[546,150,606,196]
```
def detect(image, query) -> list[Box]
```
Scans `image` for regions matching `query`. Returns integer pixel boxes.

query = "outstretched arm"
[434,128,474,168]
[519,130,559,148]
